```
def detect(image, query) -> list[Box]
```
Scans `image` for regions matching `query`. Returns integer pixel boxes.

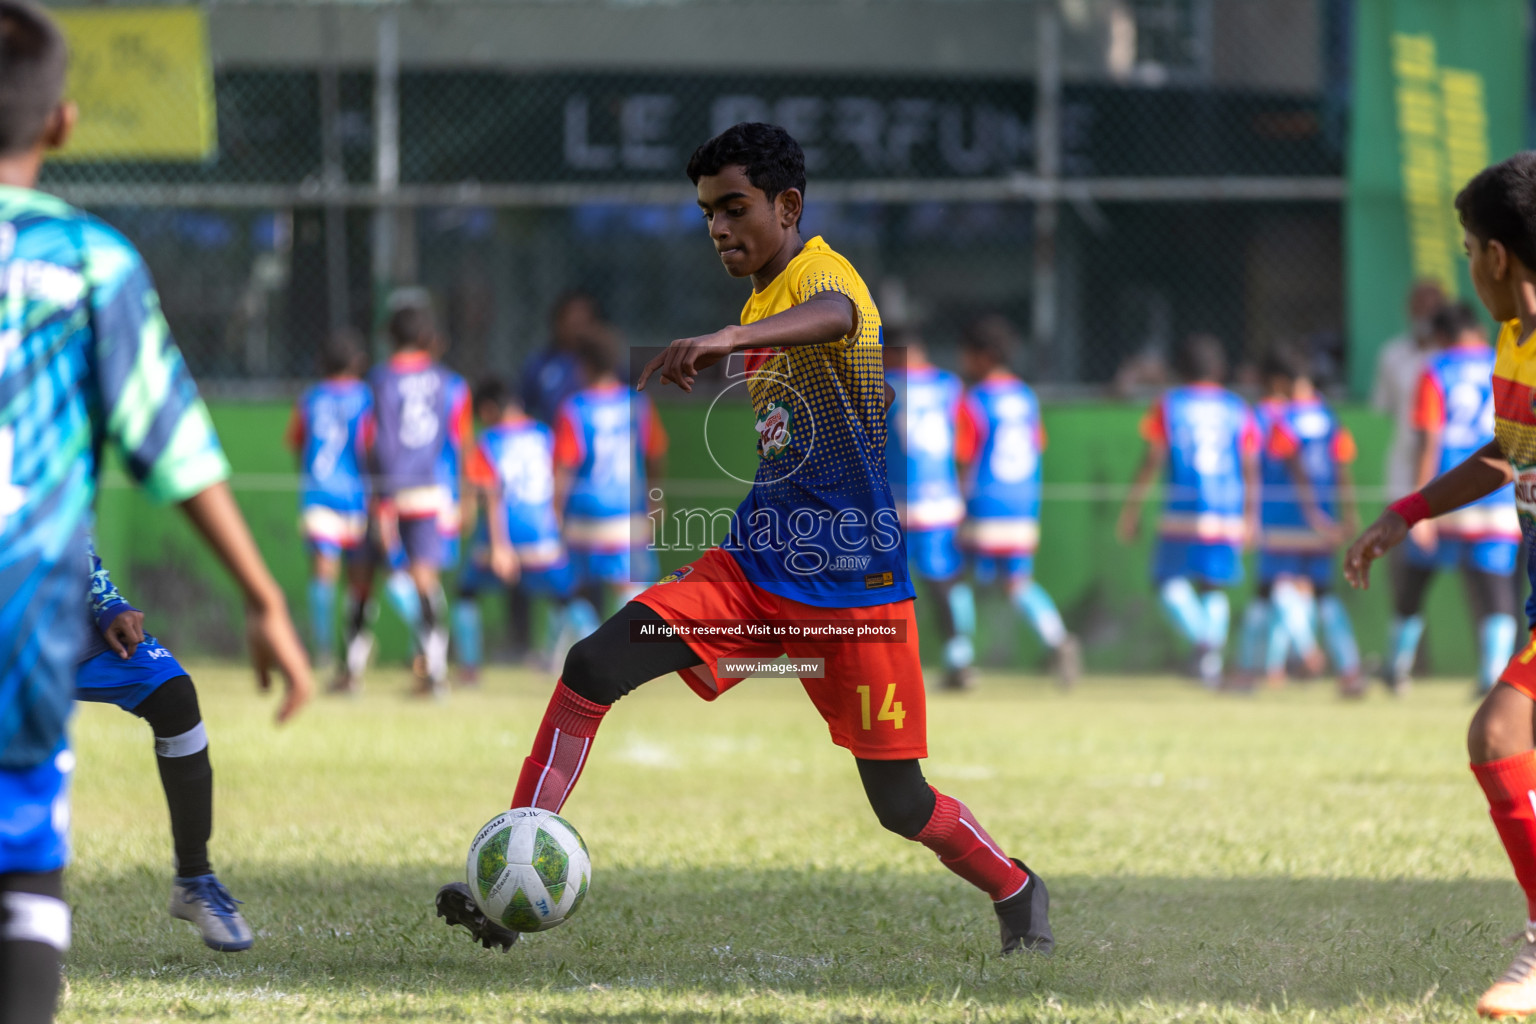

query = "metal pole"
[1032,1,1062,379]
[319,4,349,332]
[371,5,399,350]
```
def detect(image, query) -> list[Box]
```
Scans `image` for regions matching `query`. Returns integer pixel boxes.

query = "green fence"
[94,399,1495,679]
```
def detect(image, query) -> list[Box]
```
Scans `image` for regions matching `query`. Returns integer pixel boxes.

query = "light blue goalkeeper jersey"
[0,185,228,768]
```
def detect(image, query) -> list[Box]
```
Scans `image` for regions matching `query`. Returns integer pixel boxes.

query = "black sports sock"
[345,594,372,641]
[0,870,67,1024]
[133,677,214,879]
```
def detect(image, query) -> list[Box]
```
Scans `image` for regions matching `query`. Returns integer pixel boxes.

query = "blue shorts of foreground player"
[1257,551,1335,588]
[0,740,73,875]
[75,634,188,711]
[1404,535,1519,575]
[1153,538,1243,587]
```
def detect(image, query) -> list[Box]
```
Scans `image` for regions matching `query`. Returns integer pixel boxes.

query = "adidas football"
[466,808,592,932]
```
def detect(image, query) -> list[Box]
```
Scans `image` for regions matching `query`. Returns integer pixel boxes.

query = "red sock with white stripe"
[913,787,1030,902]
[1473,752,1536,921]
[511,681,608,812]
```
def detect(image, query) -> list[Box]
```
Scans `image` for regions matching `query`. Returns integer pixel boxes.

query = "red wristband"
[1388,492,1432,528]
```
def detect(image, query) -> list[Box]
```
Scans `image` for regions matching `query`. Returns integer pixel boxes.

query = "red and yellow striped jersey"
[1492,321,1536,601]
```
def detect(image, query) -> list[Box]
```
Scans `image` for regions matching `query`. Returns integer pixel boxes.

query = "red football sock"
[913,787,1030,902]
[1473,752,1536,920]
[510,681,609,812]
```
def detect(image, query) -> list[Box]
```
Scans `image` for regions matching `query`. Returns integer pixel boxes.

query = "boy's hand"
[637,328,741,393]
[490,542,519,583]
[1344,510,1410,589]
[101,609,145,659]
[1116,506,1140,544]
[245,596,313,724]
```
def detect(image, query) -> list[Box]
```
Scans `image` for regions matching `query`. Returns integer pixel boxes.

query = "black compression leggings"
[561,603,938,837]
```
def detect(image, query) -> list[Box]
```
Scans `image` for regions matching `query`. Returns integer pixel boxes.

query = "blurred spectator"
[1110,346,1172,400]
[1373,280,1447,502]
[520,290,605,425]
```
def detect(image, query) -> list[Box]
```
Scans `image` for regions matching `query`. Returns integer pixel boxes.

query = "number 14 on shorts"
[856,684,906,730]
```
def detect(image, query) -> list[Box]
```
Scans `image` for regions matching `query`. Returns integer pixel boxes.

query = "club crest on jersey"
[657,565,694,585]
[756,401,793,459]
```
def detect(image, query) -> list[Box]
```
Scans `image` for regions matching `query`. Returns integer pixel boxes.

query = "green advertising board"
[1346,0,1526,396]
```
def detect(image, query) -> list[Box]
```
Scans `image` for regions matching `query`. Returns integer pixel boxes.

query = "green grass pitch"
[61,665,1521,1022]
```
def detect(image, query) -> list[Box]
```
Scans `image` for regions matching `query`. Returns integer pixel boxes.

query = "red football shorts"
[1501,629,1536,700]
[633,547,928,760]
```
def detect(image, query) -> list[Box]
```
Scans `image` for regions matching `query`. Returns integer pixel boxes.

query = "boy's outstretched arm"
[179,482,313,722]
[1344,439,1512,589]
[1117,443,1164,544]
[637,291,855,392]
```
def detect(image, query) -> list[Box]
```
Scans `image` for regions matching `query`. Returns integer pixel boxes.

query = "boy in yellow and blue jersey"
[437,123,1053,958]
[1348,152,1536,1018]
[0,5,310,1019]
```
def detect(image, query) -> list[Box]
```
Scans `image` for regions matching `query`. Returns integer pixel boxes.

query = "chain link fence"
[42,0,1348,394]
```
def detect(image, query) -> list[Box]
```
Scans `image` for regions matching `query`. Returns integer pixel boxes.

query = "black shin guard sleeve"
[132,677,214,878]
[560,602,703,706]
[0,870,65,1024]
[856,758,937,839]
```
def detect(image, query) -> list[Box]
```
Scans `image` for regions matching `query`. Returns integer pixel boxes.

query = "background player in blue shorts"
[883,326,978,690]
[553,334,668,613]
[76,544,251,951]
[1118,334,1261,687]
[457,379,597,678]
[1388,302,1520,696]
[1239,344,1360,694]
[287,329,371,675]
[956,316,1081,687]
[355,298,472,697]
[0,7,310,1017]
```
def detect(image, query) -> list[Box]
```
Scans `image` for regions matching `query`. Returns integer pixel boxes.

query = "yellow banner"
[53,8,216,161]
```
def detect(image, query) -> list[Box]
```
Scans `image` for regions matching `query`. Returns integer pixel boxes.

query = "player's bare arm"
[1336,462,1360,538]
[1344,439,1512,589]
[100,608,145,660]
[1282,455,1340,545]
[1409,425,1443,551]
[637,291,856,392]
[1117,443,1164,544]
[1241,449,1262,549]
[179,482,314,723]
[483,482,520,584]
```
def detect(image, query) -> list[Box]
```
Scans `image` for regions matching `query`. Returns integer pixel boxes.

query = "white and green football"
[466,808,591,933]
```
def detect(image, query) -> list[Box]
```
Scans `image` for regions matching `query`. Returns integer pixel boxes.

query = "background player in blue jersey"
[0,8,310,1018]
[76,544,252,952]
[1118,334,1261,687]
[352,298,472,697]
[1388,303,1520,696]
[955,317,1081,688]
[287,329,371,675]
[882,327,977,690]
[1238,344,1360,694]
[553,334,668,613]
[457,379,598,678]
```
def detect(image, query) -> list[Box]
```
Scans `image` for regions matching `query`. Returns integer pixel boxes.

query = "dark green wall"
[94,399,1495,678]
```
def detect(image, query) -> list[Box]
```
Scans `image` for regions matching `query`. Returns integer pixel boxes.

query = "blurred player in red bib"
[436,123,1053,957]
